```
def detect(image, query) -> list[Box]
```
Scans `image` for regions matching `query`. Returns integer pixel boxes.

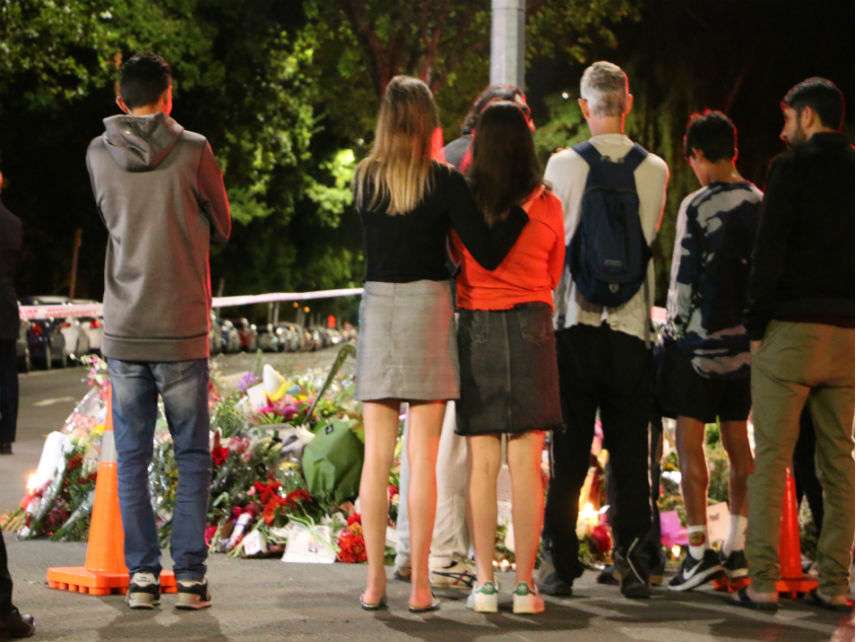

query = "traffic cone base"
[47,568,177,596]
[45,386,177,597]
[712,576,750,593]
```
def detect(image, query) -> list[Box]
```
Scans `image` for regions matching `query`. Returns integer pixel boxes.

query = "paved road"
[3,350,853,641]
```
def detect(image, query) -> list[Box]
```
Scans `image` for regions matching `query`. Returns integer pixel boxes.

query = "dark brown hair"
[468,101,542,226]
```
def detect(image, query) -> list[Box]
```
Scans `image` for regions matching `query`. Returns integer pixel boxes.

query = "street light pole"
[490,0,526,88]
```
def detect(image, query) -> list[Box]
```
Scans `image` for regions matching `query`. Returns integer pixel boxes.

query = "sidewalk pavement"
[5,538,851,642]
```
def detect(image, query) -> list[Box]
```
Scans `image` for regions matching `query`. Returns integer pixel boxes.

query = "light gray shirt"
[545,133,669,344]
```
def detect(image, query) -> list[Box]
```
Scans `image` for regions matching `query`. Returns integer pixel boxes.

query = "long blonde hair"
[355,75,437,215]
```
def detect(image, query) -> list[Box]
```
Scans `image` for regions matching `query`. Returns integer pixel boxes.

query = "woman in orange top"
[452,101,565,614]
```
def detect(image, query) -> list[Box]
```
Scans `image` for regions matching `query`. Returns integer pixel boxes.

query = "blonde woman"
[354,76,527,612]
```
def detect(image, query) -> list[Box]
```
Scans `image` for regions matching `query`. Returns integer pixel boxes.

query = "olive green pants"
[747,321,854,595]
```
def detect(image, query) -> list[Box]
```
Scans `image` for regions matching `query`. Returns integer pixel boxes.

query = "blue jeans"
[108,358,211,581]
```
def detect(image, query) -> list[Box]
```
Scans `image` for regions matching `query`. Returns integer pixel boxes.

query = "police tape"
[20,289,668,324]
[18,288,366,321]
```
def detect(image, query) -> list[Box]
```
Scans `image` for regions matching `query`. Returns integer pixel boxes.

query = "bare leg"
[719,420,753,517]
[467,434,502,584]
[675,417,708,543]
[508,431,546,587]
[407,400,445,608]
[359,400,400,604]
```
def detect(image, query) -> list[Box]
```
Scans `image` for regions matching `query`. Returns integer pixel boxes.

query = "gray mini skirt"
[356,280,459,401]
[456,303,562,435]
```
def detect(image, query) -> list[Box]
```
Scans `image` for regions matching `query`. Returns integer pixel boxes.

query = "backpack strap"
[622,143,648,171]
[572,141,602,166]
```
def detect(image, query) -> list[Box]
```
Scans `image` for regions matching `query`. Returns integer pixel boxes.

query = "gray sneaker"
[176,578,212,610]
[430,558,476,590]
[127,572,160,609]
[535,556,573,597]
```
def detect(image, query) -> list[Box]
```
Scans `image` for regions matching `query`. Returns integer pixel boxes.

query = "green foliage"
[212,392,248,438]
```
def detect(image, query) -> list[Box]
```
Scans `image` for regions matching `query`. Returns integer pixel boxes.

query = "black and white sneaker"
[176,578,212,610]
[721,550,748,580]
[668,549,724,591]
[127,572,160,609]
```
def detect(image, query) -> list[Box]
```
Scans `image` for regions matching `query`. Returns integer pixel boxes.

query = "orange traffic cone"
[47,385,176,595]
[775,467,818,597]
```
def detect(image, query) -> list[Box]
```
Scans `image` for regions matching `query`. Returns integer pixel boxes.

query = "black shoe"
[535,556,573,596]
[0,606,35,638]
[668,549,723,591]
[721,550,748,581]
[0,442,12,455]
[614,540,651,599]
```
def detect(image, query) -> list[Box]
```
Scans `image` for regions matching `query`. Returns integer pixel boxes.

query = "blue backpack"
[568,141,652,307]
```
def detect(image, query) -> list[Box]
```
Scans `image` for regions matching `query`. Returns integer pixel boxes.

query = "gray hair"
[580,61,629,117]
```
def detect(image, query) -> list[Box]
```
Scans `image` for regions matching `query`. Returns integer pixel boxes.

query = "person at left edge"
[0,159,36,639]
[85,52,231,611]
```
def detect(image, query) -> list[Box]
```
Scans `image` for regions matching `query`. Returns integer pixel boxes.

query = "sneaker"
[534,555,573,596]
[175,578,212,610]
[466,580,499,613]
[668,549,724,591]
[127,572,160,610]
[614,541,651,599]
[513,582,545,614]
[430,558,476,590]
[721,550,748,580]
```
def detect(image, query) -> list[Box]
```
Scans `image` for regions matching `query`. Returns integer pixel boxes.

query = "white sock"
[723,514,747,556]
[687,524,707,560]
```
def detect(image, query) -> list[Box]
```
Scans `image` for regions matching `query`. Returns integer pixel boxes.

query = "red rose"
[204,525,217,546]
[346,513,361,527]
[211,446,229,466]
[336,529,367,563]
[590,523,612,555]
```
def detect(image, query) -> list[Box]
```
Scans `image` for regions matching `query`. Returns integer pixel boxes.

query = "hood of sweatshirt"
[102,112,184,172]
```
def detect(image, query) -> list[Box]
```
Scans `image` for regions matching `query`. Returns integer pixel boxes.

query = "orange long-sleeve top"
[452,185,565,311]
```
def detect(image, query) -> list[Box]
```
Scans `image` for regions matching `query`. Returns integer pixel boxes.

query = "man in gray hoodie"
[86,52,230,610]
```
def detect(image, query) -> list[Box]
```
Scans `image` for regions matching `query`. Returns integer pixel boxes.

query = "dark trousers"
[794,408,824,535]
[606,414,665,572]
[0,339,18,444]
[544,324,653,582]
[0,530,12,613]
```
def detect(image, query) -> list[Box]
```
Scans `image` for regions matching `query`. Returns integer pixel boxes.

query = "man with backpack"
[537,61,669,599]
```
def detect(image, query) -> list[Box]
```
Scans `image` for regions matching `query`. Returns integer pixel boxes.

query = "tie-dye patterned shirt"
[666,181,762,379]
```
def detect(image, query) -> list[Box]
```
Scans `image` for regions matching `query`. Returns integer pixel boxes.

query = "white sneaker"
[430,558,476,589]
[513,582,545,614]
[176,578,212,610]
[466,580,499,613]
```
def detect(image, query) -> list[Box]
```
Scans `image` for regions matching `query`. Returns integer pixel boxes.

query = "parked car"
[70,298,103,354]
[21,296,69,369]
[257,323,285,352]
[276,322,304,352]
[230,318,258,352]
[217,317,242,354]
[16,318,30,373]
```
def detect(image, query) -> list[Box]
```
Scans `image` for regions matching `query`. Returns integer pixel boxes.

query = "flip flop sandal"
[805,589,854,613]
[408,597,440,613]
[360,594,387,611]
[732,586,778,613]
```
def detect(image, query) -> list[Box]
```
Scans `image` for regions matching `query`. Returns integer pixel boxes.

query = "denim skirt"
[356,280,459,401]
[456,302,562,435]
